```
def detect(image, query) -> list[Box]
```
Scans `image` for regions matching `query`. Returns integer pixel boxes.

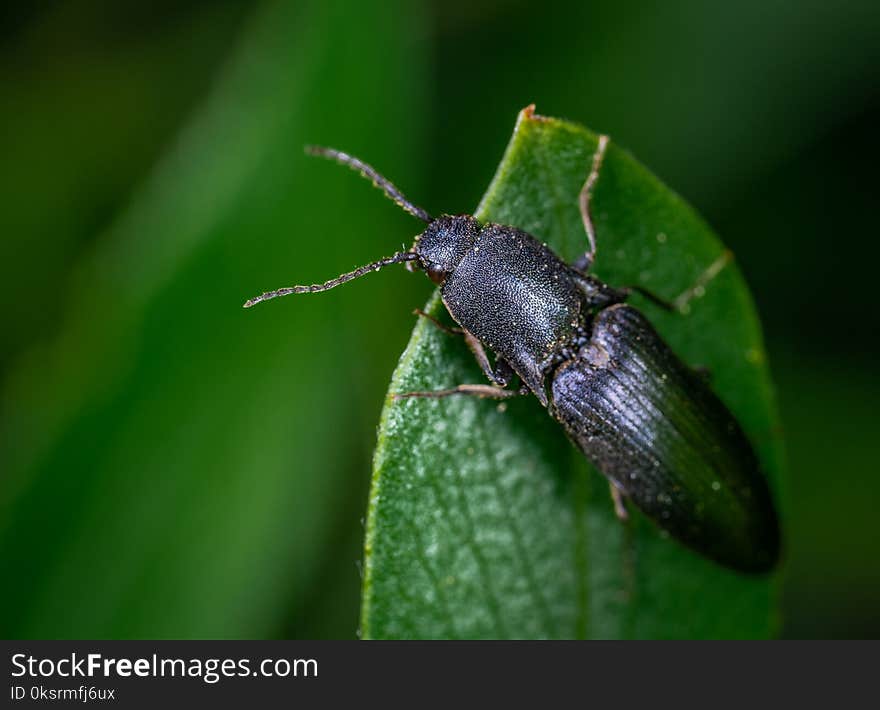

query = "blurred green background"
[1,0,877,639]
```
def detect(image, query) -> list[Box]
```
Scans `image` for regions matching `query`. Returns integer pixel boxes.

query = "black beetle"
[244,137,780,574]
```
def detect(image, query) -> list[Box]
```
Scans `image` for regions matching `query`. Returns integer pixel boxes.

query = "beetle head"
[412,215,480,285]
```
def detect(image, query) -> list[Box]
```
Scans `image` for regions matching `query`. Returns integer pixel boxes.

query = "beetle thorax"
[414,215,480,285]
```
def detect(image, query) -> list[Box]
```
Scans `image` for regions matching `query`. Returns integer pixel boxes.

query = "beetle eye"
[425,264,447,285]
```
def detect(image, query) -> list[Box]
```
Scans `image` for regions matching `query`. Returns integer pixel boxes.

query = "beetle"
[244,137,780,574]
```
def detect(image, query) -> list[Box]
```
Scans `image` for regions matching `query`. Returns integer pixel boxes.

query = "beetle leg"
[618,251,733,314]
[415,309,513,387]
[672,250,733,312]
[609,484,629,521]
[572,272,629,309]
[571,254,592,274]
[391,384,523,400]
[413,308,464,335]
[464,332,515,387]
[572,131,731,313]
[618,284,676,311]
[572,134,610,274]
[617,250,733,313]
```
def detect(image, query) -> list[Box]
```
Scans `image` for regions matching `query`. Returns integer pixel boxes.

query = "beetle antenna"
[305,145,432,223]
[243,251,420,308]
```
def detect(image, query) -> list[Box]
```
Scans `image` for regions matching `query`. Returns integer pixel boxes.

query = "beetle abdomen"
[550,304,779,573]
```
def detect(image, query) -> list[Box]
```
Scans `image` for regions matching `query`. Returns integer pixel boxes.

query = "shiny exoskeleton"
[245,140,781,574]
[417,215,627,407]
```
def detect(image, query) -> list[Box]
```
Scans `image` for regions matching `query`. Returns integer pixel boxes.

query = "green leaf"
[362,107,784,639]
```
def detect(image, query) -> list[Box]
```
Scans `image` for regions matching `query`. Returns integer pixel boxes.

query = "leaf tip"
[519,103,550,124]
